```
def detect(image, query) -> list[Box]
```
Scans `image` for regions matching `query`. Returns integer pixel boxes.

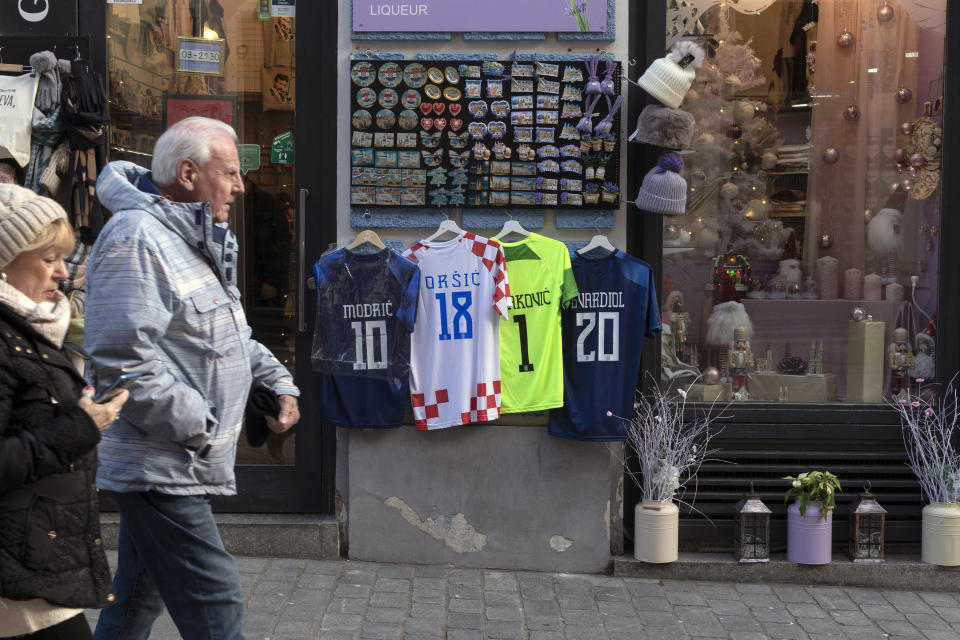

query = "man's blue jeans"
[93,492,244,640]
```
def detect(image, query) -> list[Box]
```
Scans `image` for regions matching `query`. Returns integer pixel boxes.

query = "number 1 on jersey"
[513,314,535,372]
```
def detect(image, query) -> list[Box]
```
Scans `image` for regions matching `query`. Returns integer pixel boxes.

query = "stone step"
[615,552,960,592]
[99,513,341,560]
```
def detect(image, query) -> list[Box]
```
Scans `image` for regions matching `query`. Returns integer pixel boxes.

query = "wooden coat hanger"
[424,216,464,242]
[346,229,386,250]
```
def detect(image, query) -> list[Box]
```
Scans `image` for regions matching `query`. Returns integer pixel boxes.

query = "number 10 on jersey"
[350,320,388,370]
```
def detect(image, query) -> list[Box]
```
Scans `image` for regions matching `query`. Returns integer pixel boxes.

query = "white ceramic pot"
[634,499,679,563]
[922,502,960,566]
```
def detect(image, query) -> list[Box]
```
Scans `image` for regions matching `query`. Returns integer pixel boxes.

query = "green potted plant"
[783,470,841,564]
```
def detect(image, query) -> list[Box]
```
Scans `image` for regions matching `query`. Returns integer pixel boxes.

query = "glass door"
[105,0,332,512]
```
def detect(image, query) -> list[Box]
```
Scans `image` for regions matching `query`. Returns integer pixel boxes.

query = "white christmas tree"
[678,7,787,260]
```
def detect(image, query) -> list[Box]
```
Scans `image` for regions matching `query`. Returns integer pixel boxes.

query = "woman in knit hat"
[0,184,128,640]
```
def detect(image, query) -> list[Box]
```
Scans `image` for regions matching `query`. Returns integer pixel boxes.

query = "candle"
[886,282,904,302]
[844,268,863,299]
[816,256,839,300]
[863,273,882,301]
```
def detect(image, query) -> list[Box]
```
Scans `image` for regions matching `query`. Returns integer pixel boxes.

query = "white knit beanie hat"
[0,184,68,267]
[638,41,705,109]
[634,152,687,215]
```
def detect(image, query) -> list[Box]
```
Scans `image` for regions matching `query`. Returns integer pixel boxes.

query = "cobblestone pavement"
[84,553,960,640]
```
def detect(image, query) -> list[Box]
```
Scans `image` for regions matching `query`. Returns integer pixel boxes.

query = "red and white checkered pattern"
[405,232,510,430]
[412,388,450,430]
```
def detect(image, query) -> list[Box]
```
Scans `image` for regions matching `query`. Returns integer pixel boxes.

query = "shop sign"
[352,0,606,32]
[271,132,294,164]
[176,37,226,76]
[238,144,261,175]
[163,94,236,129]
[272,0,295,18]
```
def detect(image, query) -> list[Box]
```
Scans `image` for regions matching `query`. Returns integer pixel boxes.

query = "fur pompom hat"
[638,40,705,109]
[628,104,696,150]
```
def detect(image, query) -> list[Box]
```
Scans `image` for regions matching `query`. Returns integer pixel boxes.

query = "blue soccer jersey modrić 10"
[311,247,419,427]
[549,249,661,441]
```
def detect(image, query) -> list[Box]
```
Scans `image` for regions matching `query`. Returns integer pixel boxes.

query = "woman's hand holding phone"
[78,386,131,431]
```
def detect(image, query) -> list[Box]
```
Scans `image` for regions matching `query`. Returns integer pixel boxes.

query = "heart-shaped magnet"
[448,103,462,116]
[419,103,433,115]
[449,118,464,131]
[433,102,446,115]
[421,118,434,131]
[434,118,447,130]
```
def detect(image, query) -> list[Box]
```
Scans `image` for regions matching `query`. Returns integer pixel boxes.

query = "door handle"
[297,187,309,332]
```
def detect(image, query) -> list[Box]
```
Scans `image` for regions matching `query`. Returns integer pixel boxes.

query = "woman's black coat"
[0,302,113,608]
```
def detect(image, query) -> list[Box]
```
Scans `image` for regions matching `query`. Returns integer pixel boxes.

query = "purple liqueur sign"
[353,0,607,32]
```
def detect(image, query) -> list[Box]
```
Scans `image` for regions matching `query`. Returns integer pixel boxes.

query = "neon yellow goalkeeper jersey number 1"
[499,233,579,413]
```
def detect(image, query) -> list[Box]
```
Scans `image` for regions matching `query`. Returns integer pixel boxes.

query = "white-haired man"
[87,117,300,639]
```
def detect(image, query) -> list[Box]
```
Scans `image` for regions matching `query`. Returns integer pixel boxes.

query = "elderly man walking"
[86,117,301,640]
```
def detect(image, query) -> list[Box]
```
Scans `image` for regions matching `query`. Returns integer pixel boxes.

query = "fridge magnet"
[512,191,537,205]
[562,66,584,82]
[468,101,488,118]
[352,148,374,166]
[352,61,376,86]
[482,61,504,77]
[491,101,511,119]
[398,110,418,130]
[537,95,560,109]
[448,131,469,149]
[374,132,395,147]
[420,130,441,148]
[490,191,511,205]
[511,78,534,94]
[375,109,396,129]
[401,90,421,109]
[352,131,373,147]
[487,79,504,98]
[465,80,482,98]
[263,68,294,111]
[356,88,376,108]
[378,62,402,88]
[512,95,534,110]
[403,63,427,88]
[535,61,559,77]
[427,67,444,84]
[350,109,373,131]
[378,89,399,109]
[537,145,560,158]
[444,66,460,84]
[443,87,461,101]
[375,150,398,167]
[397,133,418,147]
[459,64,481,78]
[511,111,533,126]
[537,78,560,94]
[398,150,420,168]
[424,84,442,100]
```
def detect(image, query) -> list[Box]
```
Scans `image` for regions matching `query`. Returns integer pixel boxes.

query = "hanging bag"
[0,74,39,167]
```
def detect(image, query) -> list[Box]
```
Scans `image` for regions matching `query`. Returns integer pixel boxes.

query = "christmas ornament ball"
[864,208,873,222]
[822,147,840,164]
[901,179,913,192]
[837,29,854,48]
[720,182,739,199]
[819,232,834,249]
[727,123,743,140]
[894,147,906,163]
[909,152,925,167]
[896,87,913,104]
[844,104,860,121]
[900,121,915,136]
[851,306,867,322]
[877,2,895,22]
[702,367,720,385]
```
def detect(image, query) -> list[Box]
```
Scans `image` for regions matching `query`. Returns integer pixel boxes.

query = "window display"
[654,0,944,404]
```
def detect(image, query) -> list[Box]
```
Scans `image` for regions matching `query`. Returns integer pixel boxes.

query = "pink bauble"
[909,152,925,167]
[894,147,906,163]
[901,179,913,192]
[819,233,834,249]
[844,104,860,121]
[900,122,915,136]
[896,87,913,104]
[822,147,840,164]
[836,29,854,48]
[703,367,720,385]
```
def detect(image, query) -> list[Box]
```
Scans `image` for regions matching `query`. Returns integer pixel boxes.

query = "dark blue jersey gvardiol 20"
[548,249,661,441]
[312,247,419,427]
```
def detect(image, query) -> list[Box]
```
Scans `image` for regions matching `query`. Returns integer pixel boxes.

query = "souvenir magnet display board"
[349,58,623,208]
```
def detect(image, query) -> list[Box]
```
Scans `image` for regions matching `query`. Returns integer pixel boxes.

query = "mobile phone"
[94,372,145,402]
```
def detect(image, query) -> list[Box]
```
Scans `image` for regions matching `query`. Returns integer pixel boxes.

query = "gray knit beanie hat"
[634,153,687,215]
[0,184,68,267]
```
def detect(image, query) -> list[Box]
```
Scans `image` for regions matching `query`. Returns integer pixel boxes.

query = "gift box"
[685,381,731,402]
[846,319,886,403]
[747,372,837,402]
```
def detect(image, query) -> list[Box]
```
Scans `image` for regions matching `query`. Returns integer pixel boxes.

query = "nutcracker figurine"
[888,327,915,397]
[730,326,754,394]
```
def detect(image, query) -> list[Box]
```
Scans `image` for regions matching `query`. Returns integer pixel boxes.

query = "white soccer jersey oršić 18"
[403,232,510,430]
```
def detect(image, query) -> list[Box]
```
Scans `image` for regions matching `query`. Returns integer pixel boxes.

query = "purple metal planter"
[786,500,833,564]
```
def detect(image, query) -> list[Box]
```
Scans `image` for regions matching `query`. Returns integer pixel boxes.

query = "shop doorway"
[105,1,335,513]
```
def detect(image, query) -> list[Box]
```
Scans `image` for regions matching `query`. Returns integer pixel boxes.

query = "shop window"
[106,0,298,462]
[659,0,943,404]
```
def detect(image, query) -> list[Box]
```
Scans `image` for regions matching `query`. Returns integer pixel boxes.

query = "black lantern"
[848,483,886,562]
[734,487,771,563]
